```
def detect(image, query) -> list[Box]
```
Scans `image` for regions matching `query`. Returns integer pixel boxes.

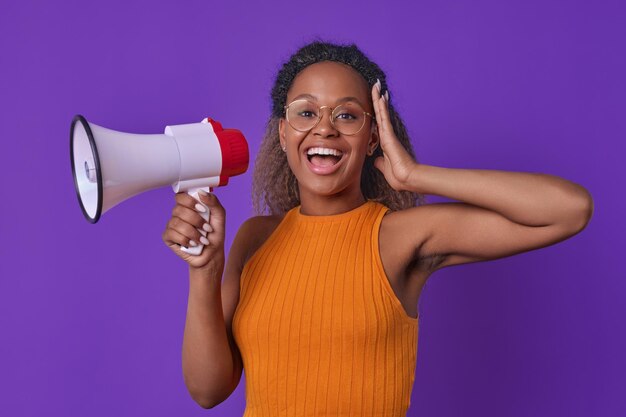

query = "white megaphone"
[70,114,249,256]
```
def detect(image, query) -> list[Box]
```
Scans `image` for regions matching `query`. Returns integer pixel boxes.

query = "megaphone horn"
[70,114,249,255]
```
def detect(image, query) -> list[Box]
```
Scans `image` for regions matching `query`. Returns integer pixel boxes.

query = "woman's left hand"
[371,80,418,191]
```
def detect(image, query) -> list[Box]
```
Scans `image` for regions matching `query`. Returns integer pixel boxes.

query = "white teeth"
[306,147,343,157]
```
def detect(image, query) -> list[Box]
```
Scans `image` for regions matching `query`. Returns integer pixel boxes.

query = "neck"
[298,187,367,216]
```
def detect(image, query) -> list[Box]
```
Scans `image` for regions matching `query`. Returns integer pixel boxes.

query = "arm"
[162,191,246,408]
[397,165,594,270]
[370,82,594,271]
[182,223,248,408]
[182,254,243,408]
[182,258,230,409]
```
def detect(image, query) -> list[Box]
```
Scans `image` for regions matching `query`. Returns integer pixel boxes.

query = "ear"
[368,127,379,155]
[279,118,286,148]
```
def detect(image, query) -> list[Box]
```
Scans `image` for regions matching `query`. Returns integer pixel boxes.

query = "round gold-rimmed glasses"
[283,99,374,136]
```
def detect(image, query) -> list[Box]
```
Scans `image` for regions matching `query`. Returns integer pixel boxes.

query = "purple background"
[1,0,624,416]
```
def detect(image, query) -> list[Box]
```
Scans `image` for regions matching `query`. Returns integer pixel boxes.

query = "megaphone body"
[70,115,249,255]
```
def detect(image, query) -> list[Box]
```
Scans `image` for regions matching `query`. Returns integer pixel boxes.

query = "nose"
[312,106,339,137]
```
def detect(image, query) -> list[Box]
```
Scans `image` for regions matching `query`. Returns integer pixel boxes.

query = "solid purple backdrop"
[1,1,624,416]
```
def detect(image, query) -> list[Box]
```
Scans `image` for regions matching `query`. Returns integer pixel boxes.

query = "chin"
[301,181,343,197]
[291,157,363,197]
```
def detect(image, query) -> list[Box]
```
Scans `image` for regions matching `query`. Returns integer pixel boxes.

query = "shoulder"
[239,213,284,238]
[234,213,285,267]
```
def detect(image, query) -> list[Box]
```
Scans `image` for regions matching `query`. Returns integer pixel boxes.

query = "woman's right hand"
[162,190,226,270]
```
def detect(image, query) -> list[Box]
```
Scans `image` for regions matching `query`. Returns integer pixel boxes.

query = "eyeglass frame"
[283,98,376,136]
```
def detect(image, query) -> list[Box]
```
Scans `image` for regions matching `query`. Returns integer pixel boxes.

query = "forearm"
[406,164,593,228]
[182,256,233,408]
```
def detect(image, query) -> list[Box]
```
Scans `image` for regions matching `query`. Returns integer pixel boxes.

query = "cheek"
[351,136,372,157]
[285,147,305,176]
[344,149,369,174]
[284,129,308,146]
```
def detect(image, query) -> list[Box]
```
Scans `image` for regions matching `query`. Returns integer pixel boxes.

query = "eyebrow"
[291,93,365,107]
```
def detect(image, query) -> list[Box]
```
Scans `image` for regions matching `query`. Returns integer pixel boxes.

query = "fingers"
[162,225,202,249]
[371,79,392,144]
[195,190,226,232]
[175,192,204,209]
[163,214,208,245]
[171,203,206,228]
[372,79,382,101]
[196,189,223,209]
[376,91,390,130]
[172,190,224,229]
[371,78,389,103]
[163,192,216,248]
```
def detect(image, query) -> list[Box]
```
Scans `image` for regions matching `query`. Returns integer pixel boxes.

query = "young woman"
[162,41,593,416]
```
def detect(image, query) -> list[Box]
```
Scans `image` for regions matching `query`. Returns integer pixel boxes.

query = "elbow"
[577,191,594,231]
[197,399,218,410]
[568,191,594,233]
[185,376,236,409]
[191,392,222,409]
[185,380,226,409]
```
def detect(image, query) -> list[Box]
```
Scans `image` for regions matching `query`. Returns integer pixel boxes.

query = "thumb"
[198,191,225,221]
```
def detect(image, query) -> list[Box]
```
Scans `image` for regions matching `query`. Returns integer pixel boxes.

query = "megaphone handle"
[180,189,210,256]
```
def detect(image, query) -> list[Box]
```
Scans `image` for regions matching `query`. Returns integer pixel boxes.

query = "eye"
[297,110,317,118]
[335,111,357,120]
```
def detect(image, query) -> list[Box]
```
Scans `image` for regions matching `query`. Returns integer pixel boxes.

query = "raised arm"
[370,80,594,272]
[388,166,594,271]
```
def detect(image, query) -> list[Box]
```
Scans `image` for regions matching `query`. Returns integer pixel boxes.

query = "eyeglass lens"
[287,100,367,135]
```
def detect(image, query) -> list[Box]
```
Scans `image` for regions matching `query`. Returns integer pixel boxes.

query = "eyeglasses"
[283,99,374,136]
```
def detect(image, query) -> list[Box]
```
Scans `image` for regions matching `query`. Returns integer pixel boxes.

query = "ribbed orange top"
[232,200,419,416]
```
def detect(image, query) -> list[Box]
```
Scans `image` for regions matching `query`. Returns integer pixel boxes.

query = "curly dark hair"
[252,38,428,215]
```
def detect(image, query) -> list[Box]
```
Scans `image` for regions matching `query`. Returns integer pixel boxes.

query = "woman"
[162,41,593,416]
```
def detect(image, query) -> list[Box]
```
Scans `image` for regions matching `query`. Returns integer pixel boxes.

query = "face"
[279,61,379,199]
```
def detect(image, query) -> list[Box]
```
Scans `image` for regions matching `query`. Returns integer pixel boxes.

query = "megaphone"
[70,114,249,256]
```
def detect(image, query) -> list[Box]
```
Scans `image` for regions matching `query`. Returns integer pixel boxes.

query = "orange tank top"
[232,200,419,416]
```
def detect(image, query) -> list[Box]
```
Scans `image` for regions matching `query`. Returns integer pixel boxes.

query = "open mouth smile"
[304,146,346,175]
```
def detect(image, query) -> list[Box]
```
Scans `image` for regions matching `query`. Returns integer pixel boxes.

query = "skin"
[162,60,593,407]
[278,61,380,216]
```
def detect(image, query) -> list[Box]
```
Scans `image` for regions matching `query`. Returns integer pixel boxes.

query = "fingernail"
[385,91,389,101]
[189,240,198,247]
[375,79,381,92]
[200,236,210,245]
[202,223,212,232]
[194,203,207,213]
[198,189,209,197]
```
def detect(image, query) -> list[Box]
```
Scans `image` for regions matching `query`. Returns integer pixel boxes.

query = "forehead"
[287,61,370,105]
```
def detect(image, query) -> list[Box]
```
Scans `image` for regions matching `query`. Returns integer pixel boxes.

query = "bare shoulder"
[221,214,283,359]
[237,213,285,267]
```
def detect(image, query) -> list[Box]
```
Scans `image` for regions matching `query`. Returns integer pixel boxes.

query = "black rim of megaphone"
[70,114,103,223]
